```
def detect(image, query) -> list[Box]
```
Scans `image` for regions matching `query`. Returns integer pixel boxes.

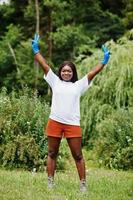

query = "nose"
[64,71,69,75]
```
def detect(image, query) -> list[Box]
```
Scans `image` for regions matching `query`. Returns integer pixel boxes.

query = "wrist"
[101,60,107,65]
[34,49,39,55]
[101,56,109,65]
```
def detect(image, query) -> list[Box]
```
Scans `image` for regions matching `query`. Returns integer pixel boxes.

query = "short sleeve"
[43,68,59,88]
[76,75,92,95]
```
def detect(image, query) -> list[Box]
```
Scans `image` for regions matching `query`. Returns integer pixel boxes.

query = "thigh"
[64,125,82,138]
[48,136,61,153]
[45,119,63,138]
[67,137,82,155]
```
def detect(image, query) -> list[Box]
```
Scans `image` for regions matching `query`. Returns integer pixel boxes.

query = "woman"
[31,34,110,192]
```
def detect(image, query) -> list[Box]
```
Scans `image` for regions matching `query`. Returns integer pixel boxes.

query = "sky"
[0,0,9,5]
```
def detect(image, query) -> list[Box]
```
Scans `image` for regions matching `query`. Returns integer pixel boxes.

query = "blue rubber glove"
[101,45,110,65]
[32,34,40,54]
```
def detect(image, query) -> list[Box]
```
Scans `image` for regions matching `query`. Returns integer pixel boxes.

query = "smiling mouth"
[63,75,70,78]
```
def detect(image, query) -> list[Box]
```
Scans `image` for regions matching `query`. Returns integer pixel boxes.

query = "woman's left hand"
[101,45,110,65]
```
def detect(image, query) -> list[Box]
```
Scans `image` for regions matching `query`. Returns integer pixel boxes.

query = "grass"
[0,168,133,200]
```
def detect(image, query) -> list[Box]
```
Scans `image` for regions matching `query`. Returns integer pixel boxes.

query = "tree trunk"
[48,9,52,60]
[8,42,23,88]
[34,0,40,89]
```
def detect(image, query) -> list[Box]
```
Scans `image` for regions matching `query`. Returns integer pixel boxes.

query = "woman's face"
[60,65,73,82]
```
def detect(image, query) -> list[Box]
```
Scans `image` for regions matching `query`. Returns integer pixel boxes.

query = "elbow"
[87,72,95,81]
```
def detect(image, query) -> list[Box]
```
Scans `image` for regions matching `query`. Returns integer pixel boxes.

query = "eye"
[62,70,72,73]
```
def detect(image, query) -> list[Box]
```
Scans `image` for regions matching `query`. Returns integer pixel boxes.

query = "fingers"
[102,45,107,52]
[102,45,110,55]
[101,44,111,64]
[32,39,35,43]
[31,33,40,54]
[33,33,39,42]
[35,33,39,41]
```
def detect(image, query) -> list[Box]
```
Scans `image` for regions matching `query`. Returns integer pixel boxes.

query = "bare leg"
[47,136,61,177]
[67,137,86,180]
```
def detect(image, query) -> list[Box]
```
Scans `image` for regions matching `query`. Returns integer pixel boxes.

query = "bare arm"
[87,45,110,82]
[87,63,105,81]
[34,53,50,75]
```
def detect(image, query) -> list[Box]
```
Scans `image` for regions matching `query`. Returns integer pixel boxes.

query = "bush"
[0,87,50,169]
[94,109,133,170]
[1,135,40,170]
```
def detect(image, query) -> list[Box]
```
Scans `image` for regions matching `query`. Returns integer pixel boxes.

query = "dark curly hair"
[58,61,78,83]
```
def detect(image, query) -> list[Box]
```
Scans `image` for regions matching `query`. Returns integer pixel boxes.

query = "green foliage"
[78,34,133,169]
[101,0,125,16]
[95,109,133,170]
[0,2,15,34]
[123,0,133,29]
[1,135,40,169]
[0,24,48,93]
[0,24,22,66]
[2,24,22,46]
[0,0,130,91]
[0,24,23,91]
[51,25,94,62]
[0,87,50,142]
[0,87,50,169]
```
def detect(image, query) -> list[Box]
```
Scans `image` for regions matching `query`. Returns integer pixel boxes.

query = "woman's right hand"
[32,34,40,54]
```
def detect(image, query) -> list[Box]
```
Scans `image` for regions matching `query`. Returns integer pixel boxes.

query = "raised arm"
[87,45,110,81]
[31,34,50,75]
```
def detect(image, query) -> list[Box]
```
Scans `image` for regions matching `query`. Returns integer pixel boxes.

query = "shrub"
[0,87,50,169]
[94,109,133,170]
[1,135,40,170]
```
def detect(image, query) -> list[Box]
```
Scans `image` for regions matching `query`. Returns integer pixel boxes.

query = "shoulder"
[76,75,89,85]
[44,68,58,80]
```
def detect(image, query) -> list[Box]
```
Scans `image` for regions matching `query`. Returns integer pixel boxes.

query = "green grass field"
[0,168,133,200]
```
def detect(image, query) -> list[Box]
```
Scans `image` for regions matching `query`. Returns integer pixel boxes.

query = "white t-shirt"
[44,69,92,125]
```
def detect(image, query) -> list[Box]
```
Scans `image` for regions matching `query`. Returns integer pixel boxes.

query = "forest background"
[0,0,133,171]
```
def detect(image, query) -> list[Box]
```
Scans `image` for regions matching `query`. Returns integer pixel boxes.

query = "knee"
[48,150,58,159]
[72,153,83,162]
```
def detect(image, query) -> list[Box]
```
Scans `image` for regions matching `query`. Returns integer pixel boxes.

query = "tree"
[0,0,130,92]
[123,0,133,29]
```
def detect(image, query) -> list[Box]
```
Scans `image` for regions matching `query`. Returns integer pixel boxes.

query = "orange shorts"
[45,118,82,138]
